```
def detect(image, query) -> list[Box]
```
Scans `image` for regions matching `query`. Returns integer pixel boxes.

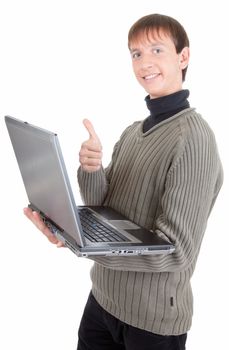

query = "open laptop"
[5,115,175,257]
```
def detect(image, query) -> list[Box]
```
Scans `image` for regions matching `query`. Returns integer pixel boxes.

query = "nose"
[141,54,154,70]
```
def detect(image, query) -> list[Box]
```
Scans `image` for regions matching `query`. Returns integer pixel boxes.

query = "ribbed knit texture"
[77,108,223,335]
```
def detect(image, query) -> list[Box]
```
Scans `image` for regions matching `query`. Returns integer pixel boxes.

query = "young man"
[25,14,223,349]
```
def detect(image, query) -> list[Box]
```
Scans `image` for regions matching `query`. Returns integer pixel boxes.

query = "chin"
[147,87,174,99]
[145,86,165,99]
[148,91,164,99]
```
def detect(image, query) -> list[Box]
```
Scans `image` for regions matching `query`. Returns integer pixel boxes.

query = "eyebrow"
[129,42,166,52]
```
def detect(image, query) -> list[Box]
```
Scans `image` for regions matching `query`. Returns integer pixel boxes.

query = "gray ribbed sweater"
[77,108,223,335]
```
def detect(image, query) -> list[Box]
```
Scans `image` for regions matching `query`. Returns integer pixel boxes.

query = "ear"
[179,47,190,70]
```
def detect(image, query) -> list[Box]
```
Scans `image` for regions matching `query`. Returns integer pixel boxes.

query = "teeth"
[144,73,159,80]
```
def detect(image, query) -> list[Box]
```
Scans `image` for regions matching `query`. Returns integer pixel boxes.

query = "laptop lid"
[5,115,85,248]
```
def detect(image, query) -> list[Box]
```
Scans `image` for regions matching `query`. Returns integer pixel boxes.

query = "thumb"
[83,119,100,142]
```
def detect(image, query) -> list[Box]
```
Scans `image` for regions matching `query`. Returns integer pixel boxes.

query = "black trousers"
[77,292,187,350]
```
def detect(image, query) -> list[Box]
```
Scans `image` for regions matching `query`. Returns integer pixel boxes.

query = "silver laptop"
[5,116,175,257]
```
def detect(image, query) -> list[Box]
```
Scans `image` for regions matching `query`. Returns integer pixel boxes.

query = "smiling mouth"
[143,73,160,80]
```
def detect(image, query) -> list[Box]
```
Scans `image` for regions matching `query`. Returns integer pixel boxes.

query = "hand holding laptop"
[79,119,103,173]
[23,207,65,248]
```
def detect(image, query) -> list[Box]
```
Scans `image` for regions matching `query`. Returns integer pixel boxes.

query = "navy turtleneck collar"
[143,89,190,133]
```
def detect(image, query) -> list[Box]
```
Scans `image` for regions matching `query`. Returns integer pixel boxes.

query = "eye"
[131,51,141,59]
[153,48,162,54]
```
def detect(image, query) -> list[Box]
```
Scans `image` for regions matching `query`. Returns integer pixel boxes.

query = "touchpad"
[109,220,140,230]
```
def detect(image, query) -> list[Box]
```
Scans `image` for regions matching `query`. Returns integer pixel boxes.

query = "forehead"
[129,29,175,50]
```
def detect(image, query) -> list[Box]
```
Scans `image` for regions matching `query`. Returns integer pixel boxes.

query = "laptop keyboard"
[79,208,129,243]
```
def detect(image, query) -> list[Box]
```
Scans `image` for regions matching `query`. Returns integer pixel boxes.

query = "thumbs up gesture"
[79,119,103,173]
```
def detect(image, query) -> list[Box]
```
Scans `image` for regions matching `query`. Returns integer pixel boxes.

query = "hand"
[79,119,102,172]
[23,207,65,247]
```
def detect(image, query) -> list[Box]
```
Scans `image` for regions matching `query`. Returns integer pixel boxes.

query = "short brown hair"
[128,14,190,81]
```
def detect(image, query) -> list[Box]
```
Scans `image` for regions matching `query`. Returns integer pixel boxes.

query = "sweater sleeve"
[77,166,108,205]
[90,126,223,272]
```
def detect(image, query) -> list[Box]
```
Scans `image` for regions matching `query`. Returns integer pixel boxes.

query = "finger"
[56,241,65,248]
[80,156,102,168]
[24,207,40,226]
[24,207,45,230]
[23,208,59,244]
[83,119,100,142]
[31,212,59,243]
[81,141,102,153]
[79,148,102,159]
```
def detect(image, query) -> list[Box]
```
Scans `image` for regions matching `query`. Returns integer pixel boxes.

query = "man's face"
[129,30,189,99]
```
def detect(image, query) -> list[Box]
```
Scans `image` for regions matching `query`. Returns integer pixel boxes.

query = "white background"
[0,1,228,349]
